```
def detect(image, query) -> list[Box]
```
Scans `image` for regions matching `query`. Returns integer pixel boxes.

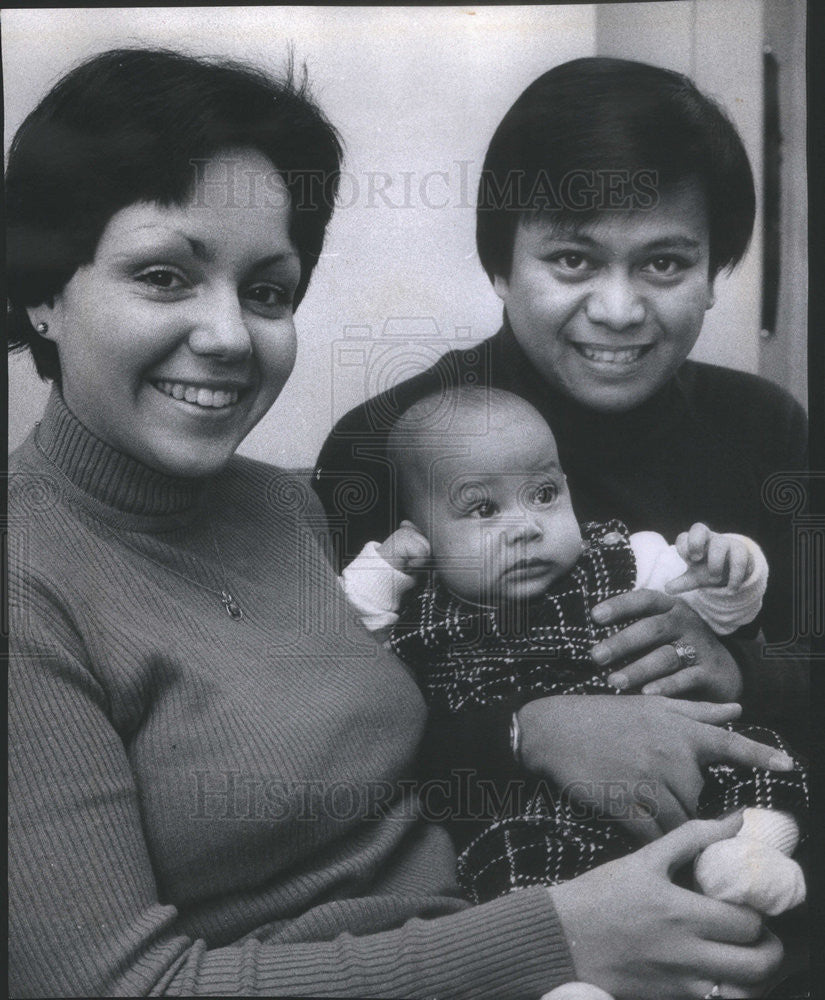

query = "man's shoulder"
[680,360,803,418]
[678,360,807,467]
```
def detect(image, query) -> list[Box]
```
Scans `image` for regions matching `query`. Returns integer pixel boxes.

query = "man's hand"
[590,590,744,700]
[516,695,794,842]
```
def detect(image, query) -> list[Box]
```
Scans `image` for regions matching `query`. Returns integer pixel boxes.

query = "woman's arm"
[753,383,808,645]
[590,589,810,752]
[10,586,787,998]
[9,585,569,999]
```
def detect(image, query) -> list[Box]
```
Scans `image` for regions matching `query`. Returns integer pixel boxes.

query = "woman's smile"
[151,379,246,410]
[571,342,654,363]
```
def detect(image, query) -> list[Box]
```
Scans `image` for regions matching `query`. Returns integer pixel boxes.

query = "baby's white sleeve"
[630,531,685,590]
[340,540,418,631]
[630,531,768,635]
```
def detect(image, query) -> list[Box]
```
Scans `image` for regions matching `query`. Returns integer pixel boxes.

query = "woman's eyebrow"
[182,236,214,262]
[255,251,302,270]
[166,234,301,269]
[110,229,300,267]
[107,227,210,259]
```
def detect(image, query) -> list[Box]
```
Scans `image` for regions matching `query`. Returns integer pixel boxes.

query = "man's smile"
[570,343,655,365]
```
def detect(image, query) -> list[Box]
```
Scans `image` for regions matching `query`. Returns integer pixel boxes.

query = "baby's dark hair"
[477,57,755,282]
[6,47,343,382]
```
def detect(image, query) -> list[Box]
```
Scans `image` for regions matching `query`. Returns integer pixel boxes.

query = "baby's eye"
[469,500,498,519]
[136,267,187,291]
[531,482,559,505]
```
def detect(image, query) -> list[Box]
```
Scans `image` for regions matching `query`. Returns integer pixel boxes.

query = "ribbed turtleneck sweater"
[9,389,574,998]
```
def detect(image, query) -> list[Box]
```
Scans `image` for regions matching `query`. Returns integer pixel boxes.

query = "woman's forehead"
[186,148,287,211]
[92,160,298,265]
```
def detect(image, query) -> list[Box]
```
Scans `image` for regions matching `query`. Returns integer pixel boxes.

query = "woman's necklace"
[208,527,244,619]
[120,517,245,620]
[94,516,245,619]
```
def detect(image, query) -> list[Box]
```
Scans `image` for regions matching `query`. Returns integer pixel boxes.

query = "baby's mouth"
[505,558,554,578]
[572,344,654,364]
[152,380,241,409]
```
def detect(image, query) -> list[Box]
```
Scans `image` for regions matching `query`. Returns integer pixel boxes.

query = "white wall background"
[6,4,796,467]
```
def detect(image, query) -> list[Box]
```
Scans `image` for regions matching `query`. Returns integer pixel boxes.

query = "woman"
[314,57,810,845]
[8,49,784,999]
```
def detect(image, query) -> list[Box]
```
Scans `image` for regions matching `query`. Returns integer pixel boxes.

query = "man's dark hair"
[476,57,755,282]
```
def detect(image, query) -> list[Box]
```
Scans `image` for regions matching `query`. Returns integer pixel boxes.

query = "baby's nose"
[507,510,544,543]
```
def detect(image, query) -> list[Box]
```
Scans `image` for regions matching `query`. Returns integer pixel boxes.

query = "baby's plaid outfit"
[390,521,809,904]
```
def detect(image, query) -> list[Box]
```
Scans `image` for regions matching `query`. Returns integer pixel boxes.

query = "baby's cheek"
[559,529,586,572]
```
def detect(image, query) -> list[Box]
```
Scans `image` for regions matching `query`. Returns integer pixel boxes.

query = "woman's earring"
[35,321,49,334]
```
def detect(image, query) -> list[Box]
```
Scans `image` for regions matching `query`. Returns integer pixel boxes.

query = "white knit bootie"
[694,808,806,916]
[541,984,615,1000]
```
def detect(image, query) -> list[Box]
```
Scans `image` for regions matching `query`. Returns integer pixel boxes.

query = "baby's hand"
[666,523,755,595]
[377,520,431,573]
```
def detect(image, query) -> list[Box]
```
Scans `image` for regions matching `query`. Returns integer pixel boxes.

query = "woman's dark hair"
[477,57,755,281]
[6,47,343,382]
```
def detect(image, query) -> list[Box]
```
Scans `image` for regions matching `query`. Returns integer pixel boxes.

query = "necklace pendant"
[221,590,243,620]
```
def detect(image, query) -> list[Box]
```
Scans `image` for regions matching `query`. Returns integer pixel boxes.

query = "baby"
[342,388,806,935]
